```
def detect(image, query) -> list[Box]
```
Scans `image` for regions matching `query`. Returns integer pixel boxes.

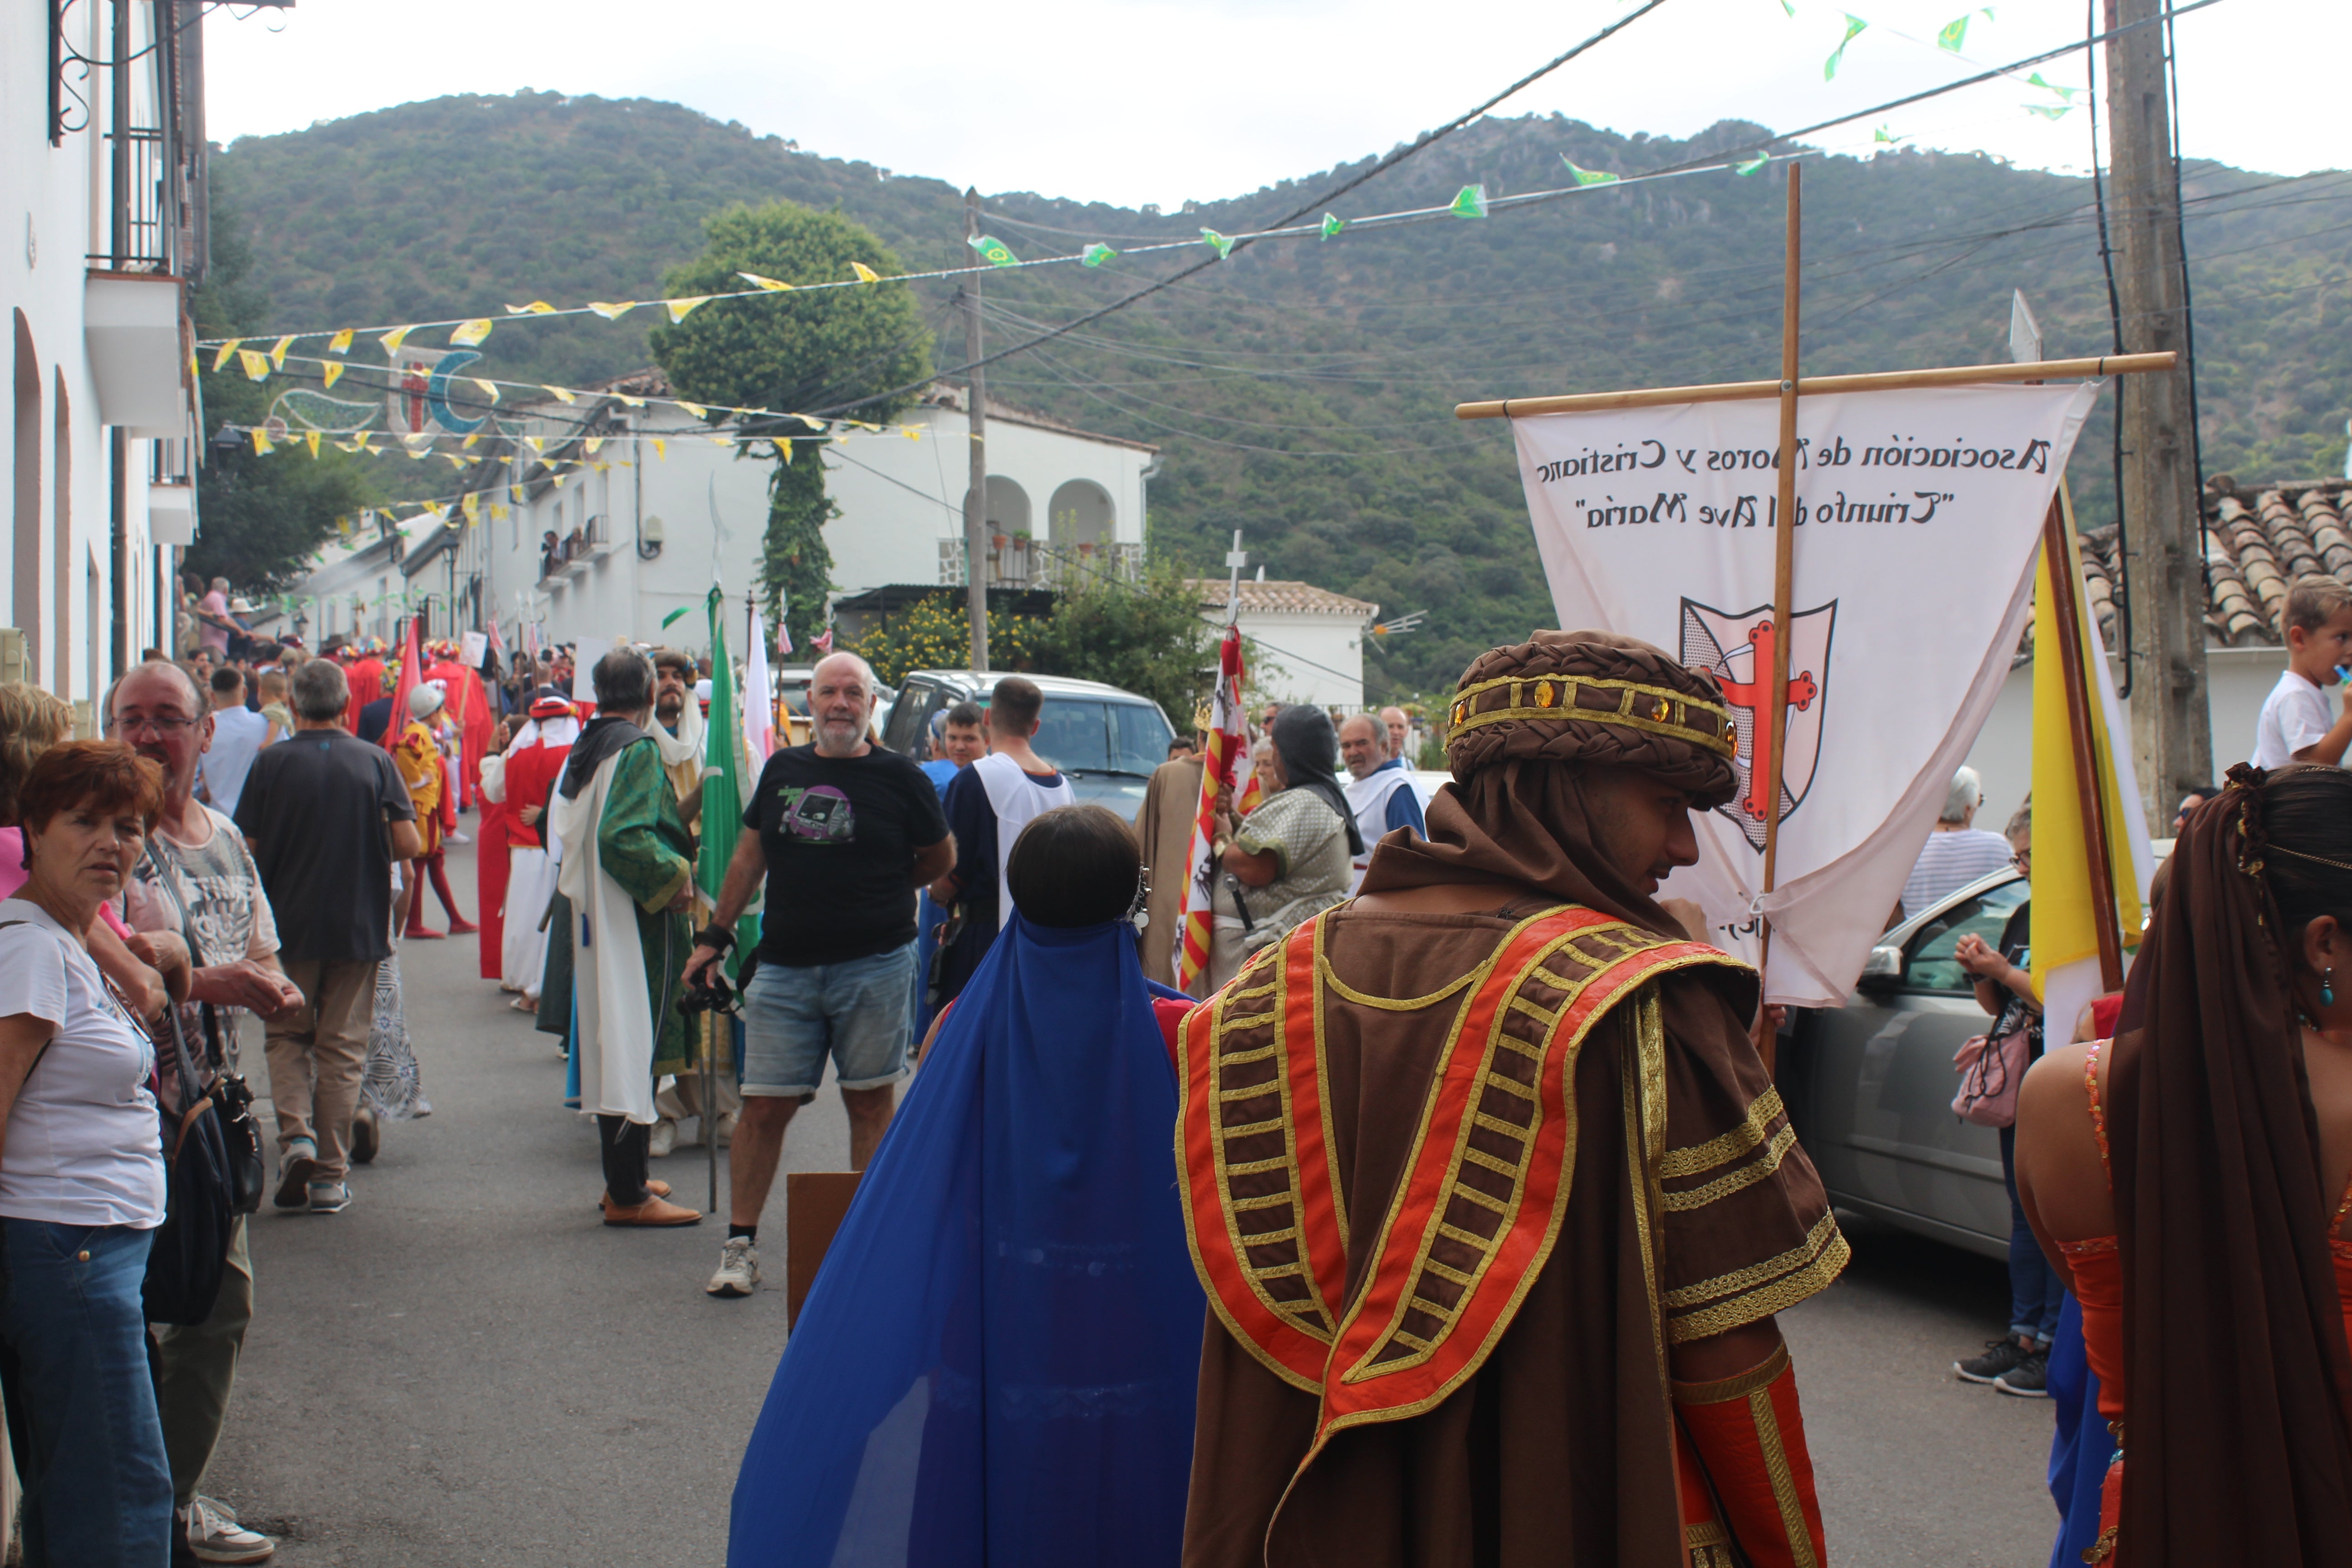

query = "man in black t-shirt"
[682,651,953,1298]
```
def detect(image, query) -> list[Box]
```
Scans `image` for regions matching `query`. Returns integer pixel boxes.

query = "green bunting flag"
[1937,14,1968,49]
[1735,154,1770,176]
[697,586,757,954]
[1320,213,1345,240]
[2025,72,2080,101]
[1825,13,1867,78]
[1562,159,1619,186]
[967,234,1019,268]
[1200,229,1236,260]
[1874,124,1906,144]
[1448,184,1489,219]
[661,605,691,628]
[1081,243,1117,267]
[2023,104,2072,119]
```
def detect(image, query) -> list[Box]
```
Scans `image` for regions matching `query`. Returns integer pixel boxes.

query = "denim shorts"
[742,942,919,1098]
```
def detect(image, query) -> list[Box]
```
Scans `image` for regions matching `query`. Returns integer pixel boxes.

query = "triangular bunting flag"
[451,318,493,346]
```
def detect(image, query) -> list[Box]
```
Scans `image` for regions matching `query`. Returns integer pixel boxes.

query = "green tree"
[850,592,1039,686]
[1030,564,1217,724]
[648,202,933,647]
[187,171,374,589]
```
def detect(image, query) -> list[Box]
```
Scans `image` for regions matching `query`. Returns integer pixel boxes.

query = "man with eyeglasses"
[109,661,306,1564]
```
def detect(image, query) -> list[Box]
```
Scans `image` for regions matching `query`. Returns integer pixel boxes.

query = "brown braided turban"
[1444,628,1740,807]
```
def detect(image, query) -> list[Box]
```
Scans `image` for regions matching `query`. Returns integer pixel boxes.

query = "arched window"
[960,475,1032,539]
[1048,480,1114,552]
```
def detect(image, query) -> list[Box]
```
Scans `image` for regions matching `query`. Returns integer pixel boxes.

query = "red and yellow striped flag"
[1179,626,1249,991]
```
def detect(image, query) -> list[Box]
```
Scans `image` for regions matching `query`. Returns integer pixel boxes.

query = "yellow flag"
[451,318,493,347]
[212,339,243,372]
[269,337,294,370]
[777,439,794,465]
[238,349,270,382]
[583,436,604,456]
[250,428,274,454]
[305,431,322,458]
[710,434,733,446]
[588,302,637,320]
[617,395,647,409]
[524,437,545,455]
[492,504,507,521]
[2030,485,2145,1004]
[676,400,707,420]
[552,471,568,488]
[850,262,882,284]
[664,297,712,323]
[462,432,481,449]
[739,272,794,292]
[463,494,480,524]
[653,439,667,461]
[327,328,354,356]
[474,378,500,404]
[321,362,345,390]
[443,453,467,468]
[506,301,557,315]
[545,386,577,404]
[380,324,415,353]
[904,426,921,440]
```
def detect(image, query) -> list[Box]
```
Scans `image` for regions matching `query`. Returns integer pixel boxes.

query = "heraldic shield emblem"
[1678,598,1837,851]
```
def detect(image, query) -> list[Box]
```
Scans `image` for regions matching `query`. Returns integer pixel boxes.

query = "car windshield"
[1032,698,1172,777]
[1904,877,2029,992]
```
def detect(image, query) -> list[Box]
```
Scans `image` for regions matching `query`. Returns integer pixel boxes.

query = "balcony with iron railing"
[937,536,1142,591]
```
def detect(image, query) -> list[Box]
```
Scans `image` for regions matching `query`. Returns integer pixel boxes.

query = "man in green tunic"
[547,647,703,1227]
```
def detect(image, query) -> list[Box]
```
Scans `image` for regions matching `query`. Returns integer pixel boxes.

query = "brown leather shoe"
[601,1194,702,1227]
[595,1180,671,1214]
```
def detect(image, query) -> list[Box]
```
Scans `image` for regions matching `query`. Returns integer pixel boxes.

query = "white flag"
[1510,382,2096,1005]
[744,610,776,764]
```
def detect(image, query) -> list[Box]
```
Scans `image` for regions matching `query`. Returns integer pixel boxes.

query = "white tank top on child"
[971,750,1076,929]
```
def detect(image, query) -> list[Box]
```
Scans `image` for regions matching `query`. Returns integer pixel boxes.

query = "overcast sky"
[203,0,2331,210]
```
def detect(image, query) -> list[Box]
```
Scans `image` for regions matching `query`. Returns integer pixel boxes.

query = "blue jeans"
[0,1218,174,1565]
[2000,1124,2066,1346]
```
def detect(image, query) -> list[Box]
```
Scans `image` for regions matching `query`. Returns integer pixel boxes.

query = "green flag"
[967,234,1019,268]
[697,587,758,953]
[1562,158,1620,186]
[1320,212,1345,239]
[1200,228,1236,260]
[1824,13,1866,78]
[1082,242,1118,267]
[1448,184,1489,219]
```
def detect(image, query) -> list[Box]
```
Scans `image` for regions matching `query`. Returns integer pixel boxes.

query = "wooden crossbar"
[1453,351,2178,420]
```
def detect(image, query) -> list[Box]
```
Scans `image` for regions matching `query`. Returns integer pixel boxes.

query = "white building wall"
[1232,611,1369,709]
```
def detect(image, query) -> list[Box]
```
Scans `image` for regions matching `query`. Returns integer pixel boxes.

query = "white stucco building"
[4,0,207,717]
[286,372,1161,655]
[1194,577,1379,709]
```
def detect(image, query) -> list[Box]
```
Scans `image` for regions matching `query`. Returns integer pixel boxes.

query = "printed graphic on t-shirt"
[779,784,856,843]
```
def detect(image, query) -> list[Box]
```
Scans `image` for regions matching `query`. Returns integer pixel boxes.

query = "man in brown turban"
[1176,629,1846,1568]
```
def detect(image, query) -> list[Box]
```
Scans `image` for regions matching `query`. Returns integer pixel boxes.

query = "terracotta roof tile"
[1186,578,1379,620]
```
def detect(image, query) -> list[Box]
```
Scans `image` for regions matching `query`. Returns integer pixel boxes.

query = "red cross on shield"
[1678,598,1837,853]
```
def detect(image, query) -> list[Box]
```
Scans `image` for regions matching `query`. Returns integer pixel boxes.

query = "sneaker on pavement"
[708,1236,760,1298]
[273,1140,318,1211]
[306,1181,352,1214]
[713,1111,736,1149]
[649,1118,677,1159]
[1995,1349,2053,1397]
[1955,1336,2032,1384]
[182,1495,274,1564]
[350,1106,380,1166]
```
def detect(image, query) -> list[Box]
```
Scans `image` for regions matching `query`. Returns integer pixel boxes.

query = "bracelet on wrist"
[694,923,737,955]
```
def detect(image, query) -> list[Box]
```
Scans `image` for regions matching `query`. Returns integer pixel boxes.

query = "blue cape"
[729,912,1205,1568]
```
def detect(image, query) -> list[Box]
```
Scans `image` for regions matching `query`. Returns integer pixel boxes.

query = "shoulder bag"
[137,984,236,1326]
[138,844,266,1214]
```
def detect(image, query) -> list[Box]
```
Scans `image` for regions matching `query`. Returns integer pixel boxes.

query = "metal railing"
[936,536,1141,589]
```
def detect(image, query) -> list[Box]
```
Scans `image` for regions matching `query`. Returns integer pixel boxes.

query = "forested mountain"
[215,91,2351,698]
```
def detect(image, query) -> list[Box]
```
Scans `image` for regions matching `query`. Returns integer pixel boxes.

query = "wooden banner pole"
[1755,163,1801,1071]
[2041,494,2126,991]
[1453,350,2177,420]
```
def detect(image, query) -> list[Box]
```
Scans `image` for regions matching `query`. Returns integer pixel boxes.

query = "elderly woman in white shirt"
[0,739,182,1567]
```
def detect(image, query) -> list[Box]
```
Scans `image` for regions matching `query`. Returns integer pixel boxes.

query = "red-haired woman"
[0,741,180,1565]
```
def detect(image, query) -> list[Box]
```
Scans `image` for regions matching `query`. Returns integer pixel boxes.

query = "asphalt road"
[208,837,2064,1567]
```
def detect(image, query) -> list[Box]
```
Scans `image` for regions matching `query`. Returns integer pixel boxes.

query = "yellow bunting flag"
[506,301,557,315]
[473,378,500,404]
[443,454,467,468]
[238,349,271,382]
[380,324,416,353]
[462,432,481,449]
[739,273,794,292]
[321,362,345,390]
[451,318,493,347]
[327,328,354,356]
[588,302,637,320]
[545,386,577,404]
[269,337,294,370]
[583,436,604,456]
[524,436,545,455]
[677,401,708,420]
[850,262,881,284]
[250,429,274,454]
[664,296,713,323]
[653,439,667,461]
[617,395,646,409]
[776,439,794,465]
[212,339,243,372]
[551,471,568,488]
[709,435,733,447]
[305,431,322,458]
[491,504,507,522]
[904,426,921,440]
[463,494,480,525]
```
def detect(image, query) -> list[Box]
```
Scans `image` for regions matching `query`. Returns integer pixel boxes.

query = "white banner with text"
[1512,382,2097,1004]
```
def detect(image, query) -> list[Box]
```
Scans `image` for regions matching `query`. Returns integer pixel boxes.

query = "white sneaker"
[713,1111,737,1149]
[707,1236,759,1298]
[183,1494,275,1564]
[649,1119,677,1159]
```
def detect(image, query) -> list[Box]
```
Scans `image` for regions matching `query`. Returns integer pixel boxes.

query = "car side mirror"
[1855,943,1904,992]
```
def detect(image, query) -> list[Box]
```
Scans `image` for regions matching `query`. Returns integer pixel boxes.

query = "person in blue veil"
[729,804,1205,1568]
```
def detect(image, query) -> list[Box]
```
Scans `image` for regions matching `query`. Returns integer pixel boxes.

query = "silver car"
[1779,868,2027,1261]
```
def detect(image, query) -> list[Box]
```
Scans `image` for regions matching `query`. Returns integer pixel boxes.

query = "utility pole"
[2105,0,2210,826]
[961,188,991,673]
